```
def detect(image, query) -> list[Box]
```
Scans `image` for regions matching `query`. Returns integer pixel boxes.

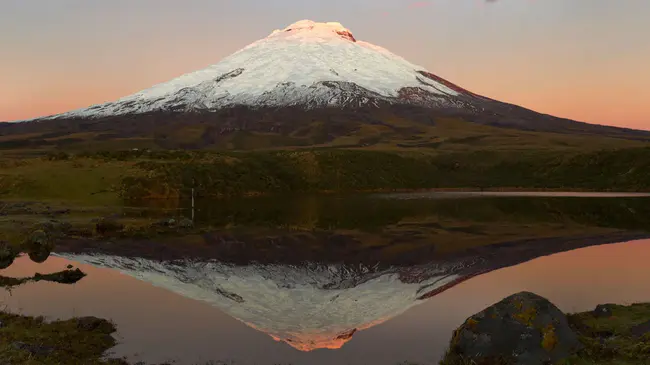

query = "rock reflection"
[0,240,86,290]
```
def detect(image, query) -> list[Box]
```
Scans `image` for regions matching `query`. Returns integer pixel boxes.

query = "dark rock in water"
[34,268,86,284]
[593,304,616,318]
[178,218,194,229]
[631,319,650,338]
[66,264,73,269]
[443,291,582,365]
[96,217,124,235]
[0,241,18,269]
[12,341,55,356]
[76,316,115,333]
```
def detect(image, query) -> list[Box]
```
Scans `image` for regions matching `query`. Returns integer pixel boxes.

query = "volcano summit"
[41,20,476,118]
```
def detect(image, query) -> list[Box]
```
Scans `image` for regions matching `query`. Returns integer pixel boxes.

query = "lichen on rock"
[442,291,582,365]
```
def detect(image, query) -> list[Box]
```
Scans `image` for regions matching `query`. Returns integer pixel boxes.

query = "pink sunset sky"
[1,0,649,130]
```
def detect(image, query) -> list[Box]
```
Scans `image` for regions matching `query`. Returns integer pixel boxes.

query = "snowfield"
[40,20,467,120]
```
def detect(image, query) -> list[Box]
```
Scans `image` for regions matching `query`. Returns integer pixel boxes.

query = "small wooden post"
[191,187,195,221]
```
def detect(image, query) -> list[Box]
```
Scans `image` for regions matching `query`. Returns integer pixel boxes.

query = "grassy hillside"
[1,146,649,205]
[114,148,650,199]
[1,107,648,152]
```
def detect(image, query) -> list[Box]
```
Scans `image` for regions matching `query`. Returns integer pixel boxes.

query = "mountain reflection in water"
[3,194,650,364]
[53,232,646,352]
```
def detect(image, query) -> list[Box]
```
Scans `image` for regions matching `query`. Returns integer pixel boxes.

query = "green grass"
[0,312,129,365]
[108,147,650,200]
[560,304,650,365]
[0,157,142,206]
[1,137,649,204]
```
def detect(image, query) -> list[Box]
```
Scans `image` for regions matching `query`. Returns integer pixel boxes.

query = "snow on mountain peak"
[269,20,357,42]
[38,19,469,120]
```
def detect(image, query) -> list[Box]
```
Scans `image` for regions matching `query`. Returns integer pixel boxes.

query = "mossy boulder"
[24,230,50,248]
[443,291,582,365]
[21,230,54,263]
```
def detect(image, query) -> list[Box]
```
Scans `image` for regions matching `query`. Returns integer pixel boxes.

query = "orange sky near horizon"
[1,0,649,130]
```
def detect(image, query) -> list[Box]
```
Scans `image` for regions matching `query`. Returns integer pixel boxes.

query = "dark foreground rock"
[443,291,582,365]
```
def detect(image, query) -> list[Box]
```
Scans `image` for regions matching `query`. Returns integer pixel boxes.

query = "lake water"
[2,193,650,365]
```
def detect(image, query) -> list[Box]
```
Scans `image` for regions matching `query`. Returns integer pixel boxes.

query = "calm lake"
[2,193,650,365]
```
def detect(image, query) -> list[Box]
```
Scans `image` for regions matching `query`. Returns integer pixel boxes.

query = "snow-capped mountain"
[9,19,650,142]
[40,20,482,120]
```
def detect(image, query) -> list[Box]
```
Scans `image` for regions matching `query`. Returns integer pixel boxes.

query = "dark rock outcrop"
[443,291,582,365]
[593,304,616,318]
[95,218,124,236]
